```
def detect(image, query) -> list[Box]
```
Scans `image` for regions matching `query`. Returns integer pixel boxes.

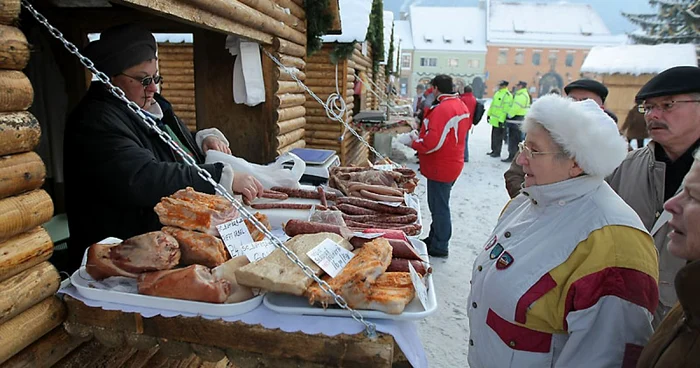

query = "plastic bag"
[205,151,306,189]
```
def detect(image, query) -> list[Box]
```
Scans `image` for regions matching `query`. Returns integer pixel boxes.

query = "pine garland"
[385,22,395,80]
[623,0,700,45]
[305,0,334,56]
[330,42,357,64]
[367,0,384,79]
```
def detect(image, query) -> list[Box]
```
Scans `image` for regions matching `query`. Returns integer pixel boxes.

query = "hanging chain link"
[263,48,398,168]
[21,0,377,338]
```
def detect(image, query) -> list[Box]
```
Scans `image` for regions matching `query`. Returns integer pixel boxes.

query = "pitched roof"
[581,43,698,75]
[382,10,395,63]
[394,20,414,50]
[321,0,372,43]
[409,6,487,52]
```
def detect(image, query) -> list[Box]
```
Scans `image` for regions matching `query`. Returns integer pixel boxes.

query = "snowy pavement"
[390,121,513,367]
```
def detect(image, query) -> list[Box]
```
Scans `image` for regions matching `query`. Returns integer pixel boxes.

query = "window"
[548,50,559,66]
[532,50,541,66]
[420,57,437,67]
[497,49,508,65]
[447,58,459,67]
[468,59,480,68]
[401,53,411,69]
[565,51,575,67]
[514,50,524,65]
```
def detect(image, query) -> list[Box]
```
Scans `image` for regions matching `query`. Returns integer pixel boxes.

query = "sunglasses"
[120,73,163,87]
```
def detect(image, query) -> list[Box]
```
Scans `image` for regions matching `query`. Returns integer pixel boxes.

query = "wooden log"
[237,0,305,32]
[172,103,196,112]
[0,261,60,325]
[157,53,193,62]
[158,338,192,360]
[0,71,32,112]
[305,123,342,132]
[305,71,335,80]
[276,81,305,94]
[0,25,29,70]
[191,343,226,362]
[162,82,195,90]
[277,117,305,135]
[159,60,194,69]
[278,54,305,70]
[161,74,195,83]
[0,227,53,283]
[303,63,340,72]
[276,0,305,20]
[0,190,53,242]
[275,106,305,122]
[51,338,110,368]
[0,296,66,365]
[93,326,125,348]
[0,152,45,200]
[276,67,306,82]
[0,1,19,26]
[277,128,305,149]
[186,0,306,45]
[277,139,305,155]
[159,67,194,76]
[306,144,340,152]
[2,327,89,368]
[159,89,195,97]
[160,95,196,105]
[275,93,306,109]
[178,111,197,120]
[305,116,333,124]
[305,137,340,146]
[157,46,194,55]
[305,130,341,140]
[305,79,349,88]
[273,38,305,58]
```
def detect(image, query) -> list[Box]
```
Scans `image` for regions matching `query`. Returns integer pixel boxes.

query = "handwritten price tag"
[216,218,253,257]
[240,239,277,263]
[377,201,402,207]
[408,262,429,310]
[307,238,355,278]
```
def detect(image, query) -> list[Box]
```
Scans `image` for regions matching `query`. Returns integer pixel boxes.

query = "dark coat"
[637,260,700,368]
[622,106,649,140]
[63,83,224,272]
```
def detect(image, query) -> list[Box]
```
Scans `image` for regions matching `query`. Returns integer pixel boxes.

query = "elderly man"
[63,24,263,273]
[503,79,609,197]
[607,66,700,325]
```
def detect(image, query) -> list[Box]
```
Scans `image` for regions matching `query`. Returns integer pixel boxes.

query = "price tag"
[408,262,429,310]
[307,238,355,278]
[239,239,277,263]
[216,218,254,257]
[373,164,394,171]
[377,201,402,207]
[352,232,385,239]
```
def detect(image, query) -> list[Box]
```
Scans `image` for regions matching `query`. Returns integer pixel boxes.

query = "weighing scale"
[284,148,340,185]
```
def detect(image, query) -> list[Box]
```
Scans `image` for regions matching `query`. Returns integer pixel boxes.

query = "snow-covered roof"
[581,43,698,76]
[395,20,414,50]
[381,11,395,64]
[488,1,618,47]
[321,0,372,43]
[88,33,193,44]
[409,6,487,52]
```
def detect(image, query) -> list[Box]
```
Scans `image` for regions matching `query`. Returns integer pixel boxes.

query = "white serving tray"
[70,268,263,317]
[263,239,437,321]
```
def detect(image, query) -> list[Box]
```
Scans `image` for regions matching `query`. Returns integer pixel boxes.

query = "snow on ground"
[390,121,513,367]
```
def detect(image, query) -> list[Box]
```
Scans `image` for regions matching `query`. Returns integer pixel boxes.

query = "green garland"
[330,42,357,64]
[367,0,384,79]
[304,0,334,56]
[385,22,394,80]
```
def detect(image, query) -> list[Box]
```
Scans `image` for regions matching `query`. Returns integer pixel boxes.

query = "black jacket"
[63,83,224,272]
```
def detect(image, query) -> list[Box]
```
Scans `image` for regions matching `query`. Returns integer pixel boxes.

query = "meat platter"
[262,239,437,321]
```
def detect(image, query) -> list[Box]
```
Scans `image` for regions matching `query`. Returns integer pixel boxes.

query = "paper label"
[307,238,355,278]
[217,218,254,257]
[378,200,402,207]
[352,232,385,239]
[240,239,277,263]
[373,164,394,171]
[408,262,429,310]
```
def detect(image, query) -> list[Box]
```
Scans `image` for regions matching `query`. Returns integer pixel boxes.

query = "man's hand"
[396,131,415,147]
[202,136,231,155]
[232,172,264,202]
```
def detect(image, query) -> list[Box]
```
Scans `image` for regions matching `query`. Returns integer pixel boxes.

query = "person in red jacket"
[407,74,471,257]
[460,85,477,162]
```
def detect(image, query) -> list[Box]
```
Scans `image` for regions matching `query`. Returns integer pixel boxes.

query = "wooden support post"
[0,152,46,200]
[0,227,53,283]
[0,190,53,242]
[0,261,60,325]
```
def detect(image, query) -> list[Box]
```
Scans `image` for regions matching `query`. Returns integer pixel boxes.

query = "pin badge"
[484,235,498,250]
[489,243,504,260]
[496,252,514,270]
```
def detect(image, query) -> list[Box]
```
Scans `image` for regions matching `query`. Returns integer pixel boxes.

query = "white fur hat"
[522,94,628,177]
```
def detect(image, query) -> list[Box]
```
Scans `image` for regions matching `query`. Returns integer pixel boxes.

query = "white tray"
[263,239,437,321]
[70,268,263,317]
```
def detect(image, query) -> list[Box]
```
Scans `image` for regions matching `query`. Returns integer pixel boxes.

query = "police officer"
[503,81,530,162]
[486,80,513,158]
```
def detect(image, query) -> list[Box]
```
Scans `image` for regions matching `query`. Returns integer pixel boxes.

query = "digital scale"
[283,148,340,185]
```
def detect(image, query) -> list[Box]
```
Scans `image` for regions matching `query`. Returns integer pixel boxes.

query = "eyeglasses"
[518,142,562,159]
[637,100,700,114]
[120,73,163,87]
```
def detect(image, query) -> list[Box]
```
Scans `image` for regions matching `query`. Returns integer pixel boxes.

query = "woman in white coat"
[467,95,660,367]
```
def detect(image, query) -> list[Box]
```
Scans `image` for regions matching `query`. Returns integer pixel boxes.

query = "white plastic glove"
[396,132,414,146]
[409,129,419,141]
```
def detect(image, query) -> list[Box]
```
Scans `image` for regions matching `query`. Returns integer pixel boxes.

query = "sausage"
[387,239,424,260]
[347,183,404,197]
[343,220,421,235]
[359,189,404,203]
[387,259,431,276]
[317,186,328,207]
[341,213,417,224]
[251,203,313,210]
[261,189,289,200]
[336,197,417,215]
[336,203,379,215]
[361,229,410,242]
[283,219,349,237]
[270,186,337,201]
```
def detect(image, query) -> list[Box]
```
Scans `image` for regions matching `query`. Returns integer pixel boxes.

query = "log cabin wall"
[273,37,308,156]
[157,42,197,131]
[0,1,66,365]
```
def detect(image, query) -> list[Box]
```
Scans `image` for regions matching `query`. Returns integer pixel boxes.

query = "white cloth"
[225,36,265,106]
[58,286,427,367]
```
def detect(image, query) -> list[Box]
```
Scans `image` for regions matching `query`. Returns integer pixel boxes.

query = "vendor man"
[63,24,263,273]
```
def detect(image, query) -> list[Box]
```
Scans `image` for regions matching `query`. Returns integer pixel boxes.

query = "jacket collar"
[436,93,460,102]
[675,260,700,327]
[520,175,603,207]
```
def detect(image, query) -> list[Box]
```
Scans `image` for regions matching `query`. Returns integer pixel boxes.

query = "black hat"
[517,81,527,87]
[635,66,700,102]
[564,79,609,103]
[498,80,509,87]
[83,24,157,77]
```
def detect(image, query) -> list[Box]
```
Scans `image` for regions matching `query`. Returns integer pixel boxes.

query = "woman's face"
[516,124,581,187]
[664,160,700,261]
[111,59,160,109]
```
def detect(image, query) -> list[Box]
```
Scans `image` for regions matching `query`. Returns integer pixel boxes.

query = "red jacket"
[460,92,477,126]
[411,93,471,183]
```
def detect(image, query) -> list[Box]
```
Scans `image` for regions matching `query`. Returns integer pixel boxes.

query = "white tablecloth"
[58,286,427,367]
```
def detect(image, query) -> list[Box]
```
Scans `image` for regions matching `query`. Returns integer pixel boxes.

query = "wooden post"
[0,0,19,26]
[0,227,53,283]
[0,25,29,70]
[0,152,46,200]
[0,190,54,242]
[0,111,41,156]
[0,297,66,365]
[0,71,33,112]
[0,261,60,324]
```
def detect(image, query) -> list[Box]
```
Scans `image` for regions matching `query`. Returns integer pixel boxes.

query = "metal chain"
[21,0,377,338]
[263,48,398,168]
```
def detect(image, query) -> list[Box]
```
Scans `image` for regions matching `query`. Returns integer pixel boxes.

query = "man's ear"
[570,160,584,177]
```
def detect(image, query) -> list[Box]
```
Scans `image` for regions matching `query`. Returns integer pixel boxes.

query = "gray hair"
[522,120,572,161]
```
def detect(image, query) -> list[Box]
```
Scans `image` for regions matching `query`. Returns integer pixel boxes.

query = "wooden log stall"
[0,25,29,70]
[273,37,305,58]
[0,227,53,283]
[0,0,19,26]
[0,189,53,242]
[275,93,306,109]
[277,139,305,155]
[0,296,66,365]
[276,66,306,82]
[237,0,305,32]
[0,152,46,200]
[276,80,305,94]
[275,105,305,122]
[0,71,33,112]
[277,116,305,135]
[0,261,60,325]
[2,327,90,368]
[277,128,305,149]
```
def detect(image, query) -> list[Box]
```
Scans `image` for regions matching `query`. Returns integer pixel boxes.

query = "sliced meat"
[154,195,238,236]
[138,265,231,303]
[162,227,228,268]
